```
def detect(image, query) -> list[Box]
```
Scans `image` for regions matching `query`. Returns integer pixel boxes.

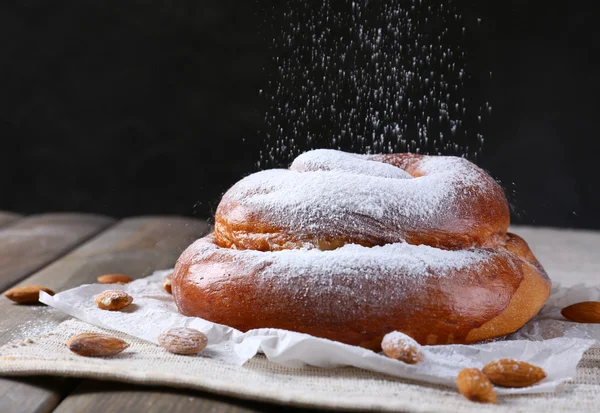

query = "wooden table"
[0,212,322,413]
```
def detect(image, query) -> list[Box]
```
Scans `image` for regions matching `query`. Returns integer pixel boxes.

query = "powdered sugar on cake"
[219,149,496,248]
[192,234,491,280]
[291,149,413,179]
[193,150,514,332]
[184,234,504,323]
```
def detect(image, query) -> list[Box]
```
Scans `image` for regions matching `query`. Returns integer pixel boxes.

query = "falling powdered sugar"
[258,1,490,167]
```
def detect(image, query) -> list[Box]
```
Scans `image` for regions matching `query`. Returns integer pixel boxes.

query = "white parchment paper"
[39,270,598,395]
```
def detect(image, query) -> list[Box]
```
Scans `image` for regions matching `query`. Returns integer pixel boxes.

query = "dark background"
[1,0,598,229]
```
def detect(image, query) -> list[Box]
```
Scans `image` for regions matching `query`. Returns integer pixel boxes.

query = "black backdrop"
[1,0,598,229]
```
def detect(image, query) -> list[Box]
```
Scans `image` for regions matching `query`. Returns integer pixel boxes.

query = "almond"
[3,285,55,304]
[482,359,546,387]
[158,327,208,355]
[66,333,129,357]
[456,368,497,404]
[162,273,173,294]
[381,331,424,364]
[95,290,133,311]
[97,274,134,285]
[561,301,600,324]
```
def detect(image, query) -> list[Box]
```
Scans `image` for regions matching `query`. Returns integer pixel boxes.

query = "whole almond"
[158,327,208,355]
[482,359,546,387]
[162,273,173,294]
[3,285,55,304]
[381,331,424,364]
[456,368,497,404]
[97,274,134,285]
[561,301,600,324]
[95,290,133,311]
[66,333,129,357]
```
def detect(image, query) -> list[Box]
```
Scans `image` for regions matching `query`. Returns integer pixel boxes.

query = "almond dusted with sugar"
[456,368,497,404]
[66,333,129,357]
[162,273,173,294]
[482,359,546,387]
[3,285,55,304]
[561,301,600,323]
[97,273,134,285]
[95,290,133,311]
[381,331,424,364]
[158,327,208,355]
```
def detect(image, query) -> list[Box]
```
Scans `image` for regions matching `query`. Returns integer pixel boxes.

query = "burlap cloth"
[1,226,600,412]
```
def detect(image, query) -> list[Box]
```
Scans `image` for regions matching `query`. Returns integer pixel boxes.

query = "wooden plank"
[47,218,322,413]
[52,380,318,413]
[0,377,73,413]
[0,213,115,292]
[0,216,210,413]
[0,212,20,228]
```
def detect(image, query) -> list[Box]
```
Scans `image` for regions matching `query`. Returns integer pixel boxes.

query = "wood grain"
[0,212,20,228]
[0,213,114,292]
[43,218,325,413]
[0,377,74,413]
[0,216,210,413]
[53,380,322,413]
[0,216,210,345]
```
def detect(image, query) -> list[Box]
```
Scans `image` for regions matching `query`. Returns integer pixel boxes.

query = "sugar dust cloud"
[258,0,489,168]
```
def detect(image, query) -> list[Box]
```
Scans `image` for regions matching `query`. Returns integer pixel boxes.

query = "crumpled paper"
[39,270,598,395]
[509,283,600,343]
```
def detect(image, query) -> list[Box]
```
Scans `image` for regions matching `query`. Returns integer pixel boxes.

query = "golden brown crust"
[173,233,551,350]
[464,233,550,343]
[214,152,510,252]
[370,154,511,250]
[173,151,550,349]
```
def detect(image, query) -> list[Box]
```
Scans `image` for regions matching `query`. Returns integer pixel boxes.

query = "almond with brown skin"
[158,327,208,355]
[482,359,546,387]
[66,333,129,357]
[456,368,497,404]
[95,290,133,311]
[97,274,134,285]
[162,273,173,294]
[381,331,424,364]
[561,301,600,324]
[3,285,55,304]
